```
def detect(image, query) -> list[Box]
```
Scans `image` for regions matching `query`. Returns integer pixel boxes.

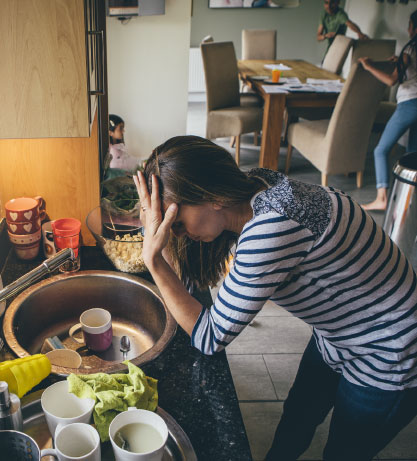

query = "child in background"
[106,114,139,178]
[359,10,417,210]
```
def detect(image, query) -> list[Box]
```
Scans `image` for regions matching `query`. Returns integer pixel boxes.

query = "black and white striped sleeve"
[191,212,315,354]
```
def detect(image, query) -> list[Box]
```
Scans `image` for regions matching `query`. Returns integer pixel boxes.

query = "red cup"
[51,218,81,257]
[5,196,45,222]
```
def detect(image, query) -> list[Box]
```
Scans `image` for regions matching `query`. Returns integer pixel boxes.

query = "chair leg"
[321,173,328,187]
[230,136,236,148]
[254,131,259,146]
[356,171,363,188]
[235,135,241,166]
[282,109,289,142]
[285,144,293,175]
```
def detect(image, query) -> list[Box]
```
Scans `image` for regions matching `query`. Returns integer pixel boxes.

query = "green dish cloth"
[67,361,158,442]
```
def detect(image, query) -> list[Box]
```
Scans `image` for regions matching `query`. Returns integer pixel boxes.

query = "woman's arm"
[135,172,202,336]
[358,56,401,86]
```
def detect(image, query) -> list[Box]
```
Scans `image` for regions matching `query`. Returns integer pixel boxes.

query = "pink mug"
[69,308,113,352]
[5,196,45,222]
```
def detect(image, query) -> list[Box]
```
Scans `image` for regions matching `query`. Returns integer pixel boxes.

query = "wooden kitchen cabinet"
[0,0,105,138]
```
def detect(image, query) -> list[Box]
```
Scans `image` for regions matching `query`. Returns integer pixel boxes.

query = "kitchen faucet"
[0,248,75,303]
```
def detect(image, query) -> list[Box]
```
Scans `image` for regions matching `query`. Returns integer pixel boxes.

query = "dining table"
[238,59,343,171]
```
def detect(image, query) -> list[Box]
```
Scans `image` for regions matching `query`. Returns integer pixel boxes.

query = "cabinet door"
[0,0,102,138]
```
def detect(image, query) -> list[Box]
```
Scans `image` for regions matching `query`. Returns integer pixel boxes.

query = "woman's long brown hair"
[143,136,265,289]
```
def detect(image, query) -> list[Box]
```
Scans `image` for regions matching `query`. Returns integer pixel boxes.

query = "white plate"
[263,79,285,84]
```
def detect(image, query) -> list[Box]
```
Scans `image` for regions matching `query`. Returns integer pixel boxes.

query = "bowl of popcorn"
[86,200,147,273]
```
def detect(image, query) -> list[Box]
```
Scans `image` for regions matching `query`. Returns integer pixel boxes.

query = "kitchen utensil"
[52,218,81,272]
[41,422,101,460]
[109,408,169,461]
[41,381,95,439]
[0,430,41,460]
[69,308,113,352]
[120,335,131,360]
[45,349,82,369]
[0,380,23,431]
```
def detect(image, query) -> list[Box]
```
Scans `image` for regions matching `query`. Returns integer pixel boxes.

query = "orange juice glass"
[272,69,281,83]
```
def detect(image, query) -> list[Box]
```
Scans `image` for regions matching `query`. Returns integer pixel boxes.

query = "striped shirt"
[191,169,417,391]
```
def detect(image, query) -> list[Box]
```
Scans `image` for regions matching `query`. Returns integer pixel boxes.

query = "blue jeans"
[265,336,417,461]
[374,98,417,189]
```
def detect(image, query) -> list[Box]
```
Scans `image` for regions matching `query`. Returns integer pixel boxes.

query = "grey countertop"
[0,238,252,461]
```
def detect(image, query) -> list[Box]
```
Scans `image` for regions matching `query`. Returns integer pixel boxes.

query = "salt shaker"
[0,381,23,431]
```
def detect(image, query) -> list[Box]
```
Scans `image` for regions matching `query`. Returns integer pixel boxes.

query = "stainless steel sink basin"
[3,271,176,375]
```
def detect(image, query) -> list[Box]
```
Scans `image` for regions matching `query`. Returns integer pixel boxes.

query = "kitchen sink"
[3,271,176,375]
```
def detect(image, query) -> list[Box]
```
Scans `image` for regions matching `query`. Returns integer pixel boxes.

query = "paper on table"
[281,77,301,84]
[306,78,343,84]
[305,79,344,93]
[262,85,289,94]
[264,63,292,71]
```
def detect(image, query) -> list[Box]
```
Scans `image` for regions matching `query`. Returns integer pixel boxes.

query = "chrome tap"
[0,248,75,303]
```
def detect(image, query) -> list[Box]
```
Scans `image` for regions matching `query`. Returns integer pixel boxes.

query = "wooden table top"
[238,59,342,84]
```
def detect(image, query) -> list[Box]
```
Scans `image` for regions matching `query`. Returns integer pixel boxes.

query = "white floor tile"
[263,353,303,401]
[227,354,277,401]
[226,316,312,355]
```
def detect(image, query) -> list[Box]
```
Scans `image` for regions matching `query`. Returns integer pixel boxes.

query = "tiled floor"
[187,100,417,461]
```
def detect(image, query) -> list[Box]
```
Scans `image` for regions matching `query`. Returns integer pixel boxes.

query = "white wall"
[107,0,191,160]
[345,0,416,52]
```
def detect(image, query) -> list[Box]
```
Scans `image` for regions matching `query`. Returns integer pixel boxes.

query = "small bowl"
[86,201,146,274]
[46,349,82,369]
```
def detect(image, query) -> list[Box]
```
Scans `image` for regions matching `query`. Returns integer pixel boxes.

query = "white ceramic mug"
[69,308,113,352]
[109,408,169,461]
[41,423,100,461]
[41,381,95,438]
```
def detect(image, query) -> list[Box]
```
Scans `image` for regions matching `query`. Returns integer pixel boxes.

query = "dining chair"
[351,39,396,64]
[241,29,277,60]
[201,41,263,166]
[322,35,354,75]
[351,38,398,126]
[286,62,389,187]
[281,36,352,139]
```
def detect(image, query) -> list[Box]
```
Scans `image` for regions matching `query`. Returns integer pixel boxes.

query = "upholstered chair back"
[201,41,241,112]
[325,61,392,173]
[322,35,354,75]
[241,29,277,60]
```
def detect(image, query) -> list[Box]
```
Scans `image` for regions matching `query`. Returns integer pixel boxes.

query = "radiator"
[188,48,206,93]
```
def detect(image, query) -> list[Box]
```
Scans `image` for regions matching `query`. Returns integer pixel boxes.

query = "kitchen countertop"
[0,244,252,461]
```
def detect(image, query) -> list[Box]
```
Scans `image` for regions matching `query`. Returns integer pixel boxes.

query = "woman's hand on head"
[134,171,178,268]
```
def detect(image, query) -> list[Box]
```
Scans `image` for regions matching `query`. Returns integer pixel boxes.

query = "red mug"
[6,217,41,235]
[5,196,46,222]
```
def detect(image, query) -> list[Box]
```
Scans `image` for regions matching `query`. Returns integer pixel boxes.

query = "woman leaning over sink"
[134,135,417,461]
